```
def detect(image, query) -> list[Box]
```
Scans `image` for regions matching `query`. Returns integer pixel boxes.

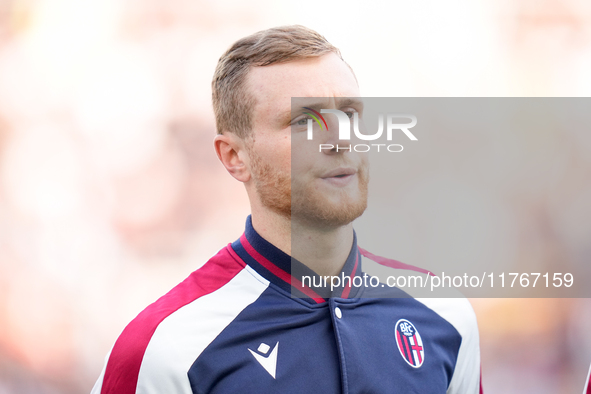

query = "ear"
[214,133,251,183]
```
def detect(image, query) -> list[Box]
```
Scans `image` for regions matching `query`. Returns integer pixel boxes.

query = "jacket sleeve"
[414,297,482,394]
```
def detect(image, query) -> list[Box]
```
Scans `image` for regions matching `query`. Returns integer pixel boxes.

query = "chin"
[292,189,368,229]
[291,171,369,228]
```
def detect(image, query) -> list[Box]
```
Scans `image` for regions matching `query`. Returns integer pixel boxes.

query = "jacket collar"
[231,216,363,304]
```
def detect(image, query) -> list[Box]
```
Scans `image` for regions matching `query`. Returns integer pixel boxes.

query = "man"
[91,25,482,393]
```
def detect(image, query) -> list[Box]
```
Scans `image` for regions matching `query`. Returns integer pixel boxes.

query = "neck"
[291,219,354,277]
[250,206,354,277]
[250,208,291,256]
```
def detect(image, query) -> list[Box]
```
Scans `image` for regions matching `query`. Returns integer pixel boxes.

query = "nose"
[321,109,352,155]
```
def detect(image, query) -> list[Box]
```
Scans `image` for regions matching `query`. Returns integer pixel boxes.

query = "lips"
[321,167,357,179]
[319,167,358,187]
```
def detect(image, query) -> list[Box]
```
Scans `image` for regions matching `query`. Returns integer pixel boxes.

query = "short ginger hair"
[211,25,342,138]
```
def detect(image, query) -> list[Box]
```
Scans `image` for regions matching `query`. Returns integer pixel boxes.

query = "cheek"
[291,135,319,172]
[291,148,317,178]
[273,140,292,172]
[256,140,291,173]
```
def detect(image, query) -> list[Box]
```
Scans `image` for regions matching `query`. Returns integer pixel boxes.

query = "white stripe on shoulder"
[136,267,269,394]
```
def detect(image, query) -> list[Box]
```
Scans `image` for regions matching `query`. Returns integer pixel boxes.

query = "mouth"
[321,168,357,179]
[320,167,357,186]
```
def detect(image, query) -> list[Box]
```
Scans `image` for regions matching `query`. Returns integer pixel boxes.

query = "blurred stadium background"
[0,0,590,392]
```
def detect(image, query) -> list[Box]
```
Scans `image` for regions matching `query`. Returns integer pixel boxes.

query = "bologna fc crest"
[395,319,424,368]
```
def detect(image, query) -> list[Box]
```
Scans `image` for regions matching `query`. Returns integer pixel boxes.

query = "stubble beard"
[248,144,292,219]
[249,146,369,229]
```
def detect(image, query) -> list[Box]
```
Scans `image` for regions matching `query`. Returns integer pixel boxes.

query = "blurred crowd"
[0,0,256,391]
[0,0,590,393]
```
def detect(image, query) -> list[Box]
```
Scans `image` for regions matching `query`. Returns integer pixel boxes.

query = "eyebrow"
[281,97,364,127]
[292,97,363,111]
[292,97,363,112]
[336,97,363,108]
[292,99,330,112]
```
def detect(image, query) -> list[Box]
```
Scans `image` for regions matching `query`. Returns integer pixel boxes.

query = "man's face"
[245,53,368,228]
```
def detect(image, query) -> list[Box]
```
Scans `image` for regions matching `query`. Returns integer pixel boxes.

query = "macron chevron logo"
[248,342,279,379]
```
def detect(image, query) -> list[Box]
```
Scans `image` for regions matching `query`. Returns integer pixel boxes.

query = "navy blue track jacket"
[92,217,482,393]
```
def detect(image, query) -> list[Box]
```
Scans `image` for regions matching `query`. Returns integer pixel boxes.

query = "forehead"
[246,53,360,124]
